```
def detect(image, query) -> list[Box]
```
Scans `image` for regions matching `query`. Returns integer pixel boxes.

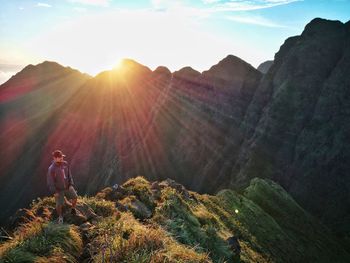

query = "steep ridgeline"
[1,176,348,262]
[232,18,350,237]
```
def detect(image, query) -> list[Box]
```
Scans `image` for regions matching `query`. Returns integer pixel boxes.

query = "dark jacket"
[47,160,74,194]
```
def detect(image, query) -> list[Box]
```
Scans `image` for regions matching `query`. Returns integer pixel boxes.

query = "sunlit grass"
[1,176,349,262]
[0,221,82,263]
[87,212,211,262]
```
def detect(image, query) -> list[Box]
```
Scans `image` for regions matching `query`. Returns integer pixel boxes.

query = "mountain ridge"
[1,176,349,262]
[1,17,350,253]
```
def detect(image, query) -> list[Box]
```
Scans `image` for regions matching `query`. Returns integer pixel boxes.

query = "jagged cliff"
[232,18,350,237]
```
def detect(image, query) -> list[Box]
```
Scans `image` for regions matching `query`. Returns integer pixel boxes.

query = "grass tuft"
[1,221,83,263]
[80,196,115,217]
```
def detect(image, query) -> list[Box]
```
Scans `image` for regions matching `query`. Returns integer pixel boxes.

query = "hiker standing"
[47,150,78,224]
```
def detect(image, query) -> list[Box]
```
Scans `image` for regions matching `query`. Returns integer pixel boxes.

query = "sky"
[0,0,349,84]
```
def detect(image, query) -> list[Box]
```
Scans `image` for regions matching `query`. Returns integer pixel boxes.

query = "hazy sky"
[0,0,349,83]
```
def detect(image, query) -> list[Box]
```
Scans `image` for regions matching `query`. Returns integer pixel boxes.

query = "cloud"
[149,0,301,20]
[67,0,110,6]
[205,0,301,12]
[151,0,191,11]
[202,0,221,4]
[226,14,287,27]
[148,1,298,28]
[73,7,88,12]
[150,0,211,19]
[37,2,52,8]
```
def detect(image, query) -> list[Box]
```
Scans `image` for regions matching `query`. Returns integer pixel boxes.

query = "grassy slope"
[0,176,349,262]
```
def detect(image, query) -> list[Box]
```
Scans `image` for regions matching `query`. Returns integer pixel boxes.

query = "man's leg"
[55,192,64,223]
[56,204,63,217]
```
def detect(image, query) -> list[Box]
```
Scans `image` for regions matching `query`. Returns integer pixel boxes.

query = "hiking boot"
[71,208,77,215]
[58,216,63,224]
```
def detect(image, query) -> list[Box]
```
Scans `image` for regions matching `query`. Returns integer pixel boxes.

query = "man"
[47,150,78,224]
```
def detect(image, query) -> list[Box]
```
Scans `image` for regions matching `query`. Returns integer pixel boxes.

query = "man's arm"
[47,168,56,194]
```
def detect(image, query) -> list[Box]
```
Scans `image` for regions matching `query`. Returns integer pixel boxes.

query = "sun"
[113,59,124,71]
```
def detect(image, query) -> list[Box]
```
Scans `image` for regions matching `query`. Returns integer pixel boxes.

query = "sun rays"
[0,56,255,195]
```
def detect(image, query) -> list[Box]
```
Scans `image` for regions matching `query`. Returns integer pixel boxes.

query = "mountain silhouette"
[0,18,350,253]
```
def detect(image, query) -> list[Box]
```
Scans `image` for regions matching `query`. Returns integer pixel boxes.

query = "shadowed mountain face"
[0,18,349,244]
[232,18,350,236]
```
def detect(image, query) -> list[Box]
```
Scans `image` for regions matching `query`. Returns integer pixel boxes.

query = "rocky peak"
[0,60,89,93]
[202,54,260,84]
[9,61,84,80]
[153,66,172,77]
[94,58,152,83]
[173,66,201,80]
[302,18,345,38]
[19,61,72,76]
[116,58,152,73]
